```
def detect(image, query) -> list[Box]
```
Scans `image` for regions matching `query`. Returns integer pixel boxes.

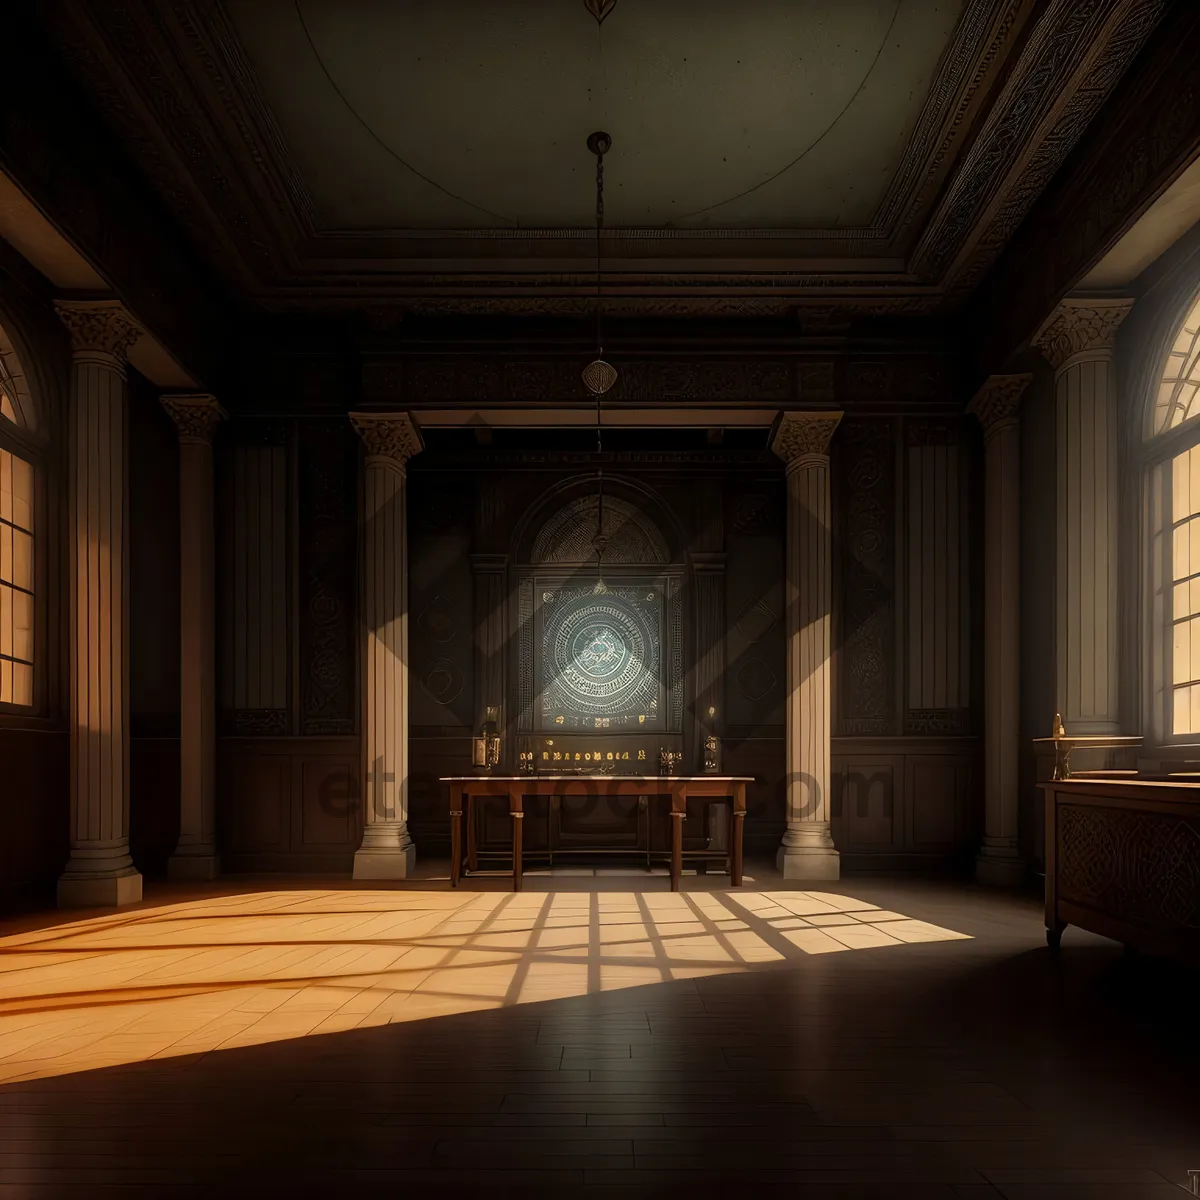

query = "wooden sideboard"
[1042,777,1200,961]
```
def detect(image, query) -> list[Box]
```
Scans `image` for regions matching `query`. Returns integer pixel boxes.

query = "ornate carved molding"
[40,0,1165,318]
[53,300,141,361]
[771,411,844,466]
[1032,298,1133,370]
[913,0,1166,287]
[161,393,227,445]
[349,411,424,469]
[968,373,1032,433]
[973,2,1200,371]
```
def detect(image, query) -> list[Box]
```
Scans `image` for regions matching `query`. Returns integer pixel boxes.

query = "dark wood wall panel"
[218,432,289,733]
[725,485,786,730]
[903,421,973,734]
[409,734,474,854]
[0,728,67,910]
[408,480,474,731]
[130,738,180,879]
[835,420,895,736]
[297,420,357,736]
[218,737,361,873]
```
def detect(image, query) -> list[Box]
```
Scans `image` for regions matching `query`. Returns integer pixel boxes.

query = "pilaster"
[772,410,842,880]
[350,411,424,879]
[55,300,143,908]
[162,393,225,881]
[969,374,1030,886]
[1034,298,1132,734]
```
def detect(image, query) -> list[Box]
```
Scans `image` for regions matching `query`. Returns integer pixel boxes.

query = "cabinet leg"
[1046,921,1065,950]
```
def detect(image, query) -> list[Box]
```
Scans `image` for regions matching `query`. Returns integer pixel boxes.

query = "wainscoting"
[217,737,362,873]
[0,726,67,909]
[832,736,980,869]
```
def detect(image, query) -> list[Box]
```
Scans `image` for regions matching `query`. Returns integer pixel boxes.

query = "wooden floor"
[1,866,1198,1198]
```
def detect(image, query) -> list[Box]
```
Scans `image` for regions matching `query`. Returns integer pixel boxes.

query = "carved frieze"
[53,300,141,360]
[349,411,424,468]
[161,393,227,445]
[974,4,1200,370]
[387,359,795,404]
[1032,299,1134,370]
[913,0,1166,284]
[771,411,844,465]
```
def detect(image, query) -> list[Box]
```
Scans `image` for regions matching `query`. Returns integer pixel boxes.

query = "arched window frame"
[1142,284,1200,745]
[0,315,50,718]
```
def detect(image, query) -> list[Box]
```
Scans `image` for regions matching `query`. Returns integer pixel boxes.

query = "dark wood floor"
[1,866,1198,1198]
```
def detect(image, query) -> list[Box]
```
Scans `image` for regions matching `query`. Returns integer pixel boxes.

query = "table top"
[440,775,754,784]
[1031,735,1143,745]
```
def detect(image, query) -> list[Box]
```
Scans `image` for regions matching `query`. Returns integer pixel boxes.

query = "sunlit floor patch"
[0,886,969,1082]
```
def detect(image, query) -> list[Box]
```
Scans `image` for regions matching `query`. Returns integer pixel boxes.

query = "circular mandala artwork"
[540,589,661,727]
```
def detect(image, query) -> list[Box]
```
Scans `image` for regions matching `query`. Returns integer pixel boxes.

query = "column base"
[58,869,143,909]
[353,844,417,880]
[167,852,221,882]
[975,845,1025,887]
[777,845,841,880]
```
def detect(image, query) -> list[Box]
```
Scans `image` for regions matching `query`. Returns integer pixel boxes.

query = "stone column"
[1034,298,1132,734]
[162,394,226,880]
[772,410,843,880]
[969,375,1031,886]
[350,412,423,879]
[55,300,143,908]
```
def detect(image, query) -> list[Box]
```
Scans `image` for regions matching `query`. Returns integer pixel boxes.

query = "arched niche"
[514,475,683,567]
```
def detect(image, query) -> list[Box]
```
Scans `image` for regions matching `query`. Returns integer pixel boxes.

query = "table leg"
[670,789,686,892]
[467,796,478,874]
[450,794,463,888]
[732,784,746,887]
[511,786,524,893]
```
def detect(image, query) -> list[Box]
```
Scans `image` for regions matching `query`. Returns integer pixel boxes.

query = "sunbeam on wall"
[0,889,969,1083]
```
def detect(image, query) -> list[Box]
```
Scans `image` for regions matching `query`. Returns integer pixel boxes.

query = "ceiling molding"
[970,0,1200,372]
[36,0,1172,318]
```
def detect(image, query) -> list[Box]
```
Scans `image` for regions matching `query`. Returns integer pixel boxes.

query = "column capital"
[968,374,1031,437]
[772,410,843,468]
[161,393,227,445]
[350,411,424,471]
[54,299,141,362]
[1032,298,1133,371]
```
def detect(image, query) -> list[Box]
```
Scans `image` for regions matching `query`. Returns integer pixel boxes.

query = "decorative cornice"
[971,2,1200,372]
[53,300,141,361]
[771,411,844,466]
[913,0,1166,288]
[161,393,226,445]
[36,0,1166,322]
[350,411,424,469]
[968,373,1031,434]
[1032,298,1133,370]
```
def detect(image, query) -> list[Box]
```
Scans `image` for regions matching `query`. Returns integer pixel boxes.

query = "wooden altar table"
[441,775,751,892]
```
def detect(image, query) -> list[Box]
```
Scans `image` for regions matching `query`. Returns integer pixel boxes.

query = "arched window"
[1152,294,1200,435]
[1147,290,1200,739]
[0,324,38,710]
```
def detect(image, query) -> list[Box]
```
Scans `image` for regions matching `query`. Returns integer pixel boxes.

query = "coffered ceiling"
[38,0,1172,318]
